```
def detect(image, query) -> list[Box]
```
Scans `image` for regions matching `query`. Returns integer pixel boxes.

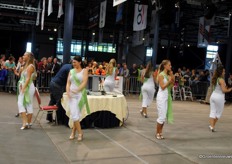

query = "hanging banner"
[48,0,53,16]
[198,17,210,47]
[36,0,41,26]
[116,3,124,23]
[133,4,148,31]
[99,0,107,28]
[41,0,45,30]
[58,0,64,18]
[88,6,99,29]
[113,0,127,7]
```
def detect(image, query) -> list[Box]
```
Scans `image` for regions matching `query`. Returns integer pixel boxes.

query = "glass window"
[146,47,153,57]
[207,45,218,52]
[88,42,117,53]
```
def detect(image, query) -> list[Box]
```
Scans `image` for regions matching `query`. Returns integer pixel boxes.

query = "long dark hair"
[73,56,84,68]
[211,64,224,86]
[144,61,153,78]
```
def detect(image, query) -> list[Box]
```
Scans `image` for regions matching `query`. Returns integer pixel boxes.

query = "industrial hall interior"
[1,0,232,164]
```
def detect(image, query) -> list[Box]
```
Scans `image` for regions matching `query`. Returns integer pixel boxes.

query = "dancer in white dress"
[209,65,232,132]
[66,56,89,141]
[156,60,174,139]
[140,62,156,118]
[103,58,118,92]
[17,52,36,130]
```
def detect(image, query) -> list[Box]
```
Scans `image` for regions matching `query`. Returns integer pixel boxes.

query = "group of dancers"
[16,52,232,141]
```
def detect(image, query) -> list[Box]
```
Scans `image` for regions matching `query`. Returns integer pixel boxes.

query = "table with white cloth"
[61,92,128,128]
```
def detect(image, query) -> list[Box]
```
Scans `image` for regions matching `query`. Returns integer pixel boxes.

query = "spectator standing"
[5,56,16,93]
[46,64,73,125]
[129,64,138,93]
[51,57,61,76]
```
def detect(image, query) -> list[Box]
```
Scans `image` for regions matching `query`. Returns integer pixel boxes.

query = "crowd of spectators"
[1,53,232,98]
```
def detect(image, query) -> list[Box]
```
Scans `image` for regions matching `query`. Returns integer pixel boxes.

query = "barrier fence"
[0,71,219,101]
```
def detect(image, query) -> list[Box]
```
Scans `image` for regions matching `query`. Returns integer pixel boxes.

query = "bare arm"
[77,69,88,92]
[114,68,119,79]
[158,74,172,90]
[219,79,232,93]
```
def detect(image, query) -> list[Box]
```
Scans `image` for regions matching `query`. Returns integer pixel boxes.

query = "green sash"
[70,69,90,114]
[160,72,173,124]
[17,71,33,107]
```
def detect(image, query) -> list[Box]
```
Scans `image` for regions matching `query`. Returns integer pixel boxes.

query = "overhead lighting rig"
[0,3,40,12]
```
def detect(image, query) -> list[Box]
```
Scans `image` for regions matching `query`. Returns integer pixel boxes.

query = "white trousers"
[156,93,168,124]
[209,92,225,119]
[18,83,35,114]
[69,94,82,122]
[141,84,155,107]
[104,80,115,92]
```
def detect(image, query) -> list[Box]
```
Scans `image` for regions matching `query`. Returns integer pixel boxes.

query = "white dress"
[104,67,116,92]
[69,69,84,121]
[18,64,35,113]
[156,75,168,124]
[141,74,155,107]
[210,79,225,119]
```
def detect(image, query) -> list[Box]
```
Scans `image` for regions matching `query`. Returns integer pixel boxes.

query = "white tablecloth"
[61,92,127,127]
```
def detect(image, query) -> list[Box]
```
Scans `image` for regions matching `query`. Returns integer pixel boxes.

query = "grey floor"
[1,92,232,164]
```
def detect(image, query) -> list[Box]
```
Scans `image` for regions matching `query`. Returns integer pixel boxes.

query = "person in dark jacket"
[46,64,73,126]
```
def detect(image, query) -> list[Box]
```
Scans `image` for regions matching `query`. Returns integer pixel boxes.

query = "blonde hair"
[156,60,170,82]
[23,52,36,73]
[158,60,170,75]
[107,58,117,75]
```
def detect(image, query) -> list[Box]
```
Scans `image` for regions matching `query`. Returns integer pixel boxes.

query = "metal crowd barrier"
[0,71,211,100]
[190,82,210,99]
[122,76,142,95]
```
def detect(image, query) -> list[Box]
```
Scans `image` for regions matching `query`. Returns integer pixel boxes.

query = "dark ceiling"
[0,0,232,46]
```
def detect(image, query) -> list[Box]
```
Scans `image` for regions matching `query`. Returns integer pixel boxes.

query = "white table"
[61,93,128,128]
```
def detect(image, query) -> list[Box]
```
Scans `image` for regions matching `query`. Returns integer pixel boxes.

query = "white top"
[105,67,116,82]
[213,79,224,95]
[158,74,168,96]
[69,69,84,97]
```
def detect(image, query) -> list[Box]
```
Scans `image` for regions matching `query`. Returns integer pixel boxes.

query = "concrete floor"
[0,92,232,164]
